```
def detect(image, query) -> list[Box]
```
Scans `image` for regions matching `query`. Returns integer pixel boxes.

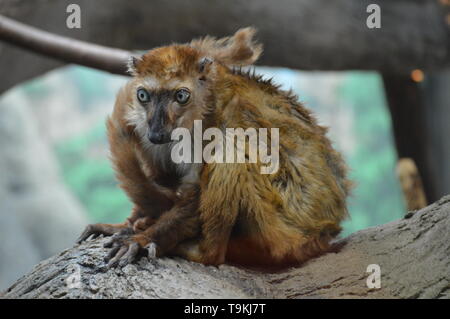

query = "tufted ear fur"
[190,27,262,68]
[126,54,143,76]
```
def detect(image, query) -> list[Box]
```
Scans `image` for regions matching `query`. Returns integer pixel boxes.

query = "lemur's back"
[198,69,350,267]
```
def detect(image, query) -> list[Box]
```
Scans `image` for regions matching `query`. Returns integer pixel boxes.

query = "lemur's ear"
[191,27,263,68]
[198,57,214,77]
[127,54,142,76]
[217,27,262,67]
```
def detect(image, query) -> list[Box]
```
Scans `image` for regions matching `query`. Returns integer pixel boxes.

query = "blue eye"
[137,88,150,103]
[175,88,190,105]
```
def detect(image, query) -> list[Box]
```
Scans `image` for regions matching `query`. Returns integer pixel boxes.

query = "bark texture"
[2,196,449,299]
[0,0,449,93]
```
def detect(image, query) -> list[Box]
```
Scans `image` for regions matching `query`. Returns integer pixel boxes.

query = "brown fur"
[78,27,351,269]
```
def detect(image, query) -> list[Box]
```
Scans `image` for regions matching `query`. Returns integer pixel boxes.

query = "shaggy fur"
[78,27,351,269]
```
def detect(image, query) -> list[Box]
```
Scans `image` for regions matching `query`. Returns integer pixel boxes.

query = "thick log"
[2,196,449,299]
[0,0,449,93]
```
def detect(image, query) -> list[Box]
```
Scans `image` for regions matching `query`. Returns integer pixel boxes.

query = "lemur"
[77,28,351,269]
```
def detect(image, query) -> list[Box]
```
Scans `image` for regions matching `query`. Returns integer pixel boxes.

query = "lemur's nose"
[148,131,164,144]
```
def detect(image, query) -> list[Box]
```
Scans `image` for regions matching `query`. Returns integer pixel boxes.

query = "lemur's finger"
[118,243,140,268]
[76,225,96,244]
[146,242,158,260]
[104,232,123,248]
[104,245,121,262]
[107,246,128,268]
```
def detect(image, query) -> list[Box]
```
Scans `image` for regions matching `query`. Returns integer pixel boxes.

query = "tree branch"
[0,0,449,93]
[3,196,449,299]
[0,14,130,76]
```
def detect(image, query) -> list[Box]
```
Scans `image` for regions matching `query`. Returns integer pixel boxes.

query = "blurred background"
[0,0,448,290]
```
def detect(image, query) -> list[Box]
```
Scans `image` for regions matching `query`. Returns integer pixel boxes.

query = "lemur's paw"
[76,223,131,244]
[104,232,152,268]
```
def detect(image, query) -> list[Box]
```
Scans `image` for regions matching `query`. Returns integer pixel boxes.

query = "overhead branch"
[0,0,449,94]
[0,14,131,76]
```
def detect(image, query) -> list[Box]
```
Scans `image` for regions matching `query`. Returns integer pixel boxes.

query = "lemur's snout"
[147,130,166,144]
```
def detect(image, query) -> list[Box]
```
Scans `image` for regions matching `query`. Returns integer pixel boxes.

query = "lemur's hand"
[103,229,155,268]
[76,223,131,244]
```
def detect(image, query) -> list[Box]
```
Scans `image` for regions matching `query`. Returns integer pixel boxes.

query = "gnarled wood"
[2,196,449,299]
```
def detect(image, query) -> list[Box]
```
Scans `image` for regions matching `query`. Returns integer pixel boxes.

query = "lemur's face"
[125,27,262,145]
[126,46,215,145]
